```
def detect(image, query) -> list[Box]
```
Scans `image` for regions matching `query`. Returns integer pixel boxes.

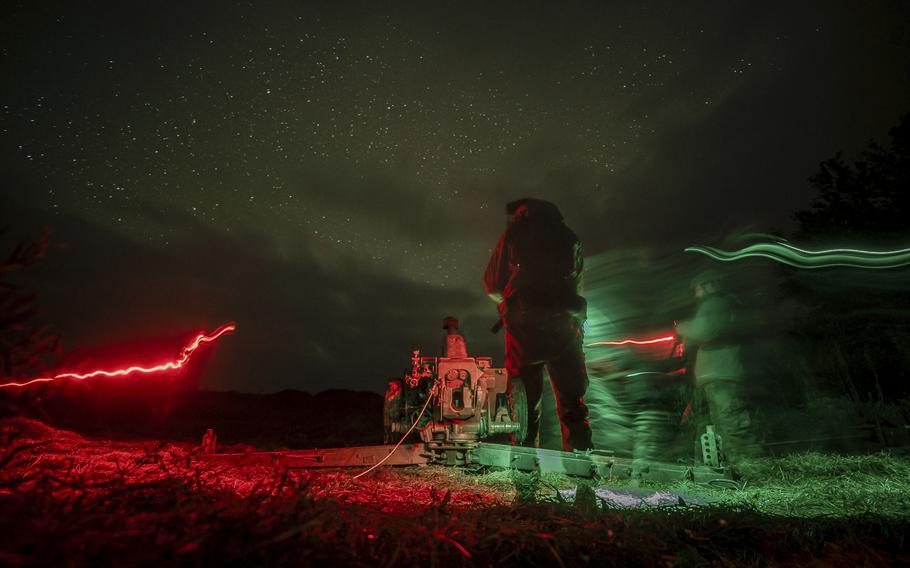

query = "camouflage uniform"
[677,289,756,461]
[484,199,593,451]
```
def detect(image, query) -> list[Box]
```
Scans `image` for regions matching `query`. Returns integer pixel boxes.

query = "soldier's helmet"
[690,269,725,291]
[442,316,459,330]
[505,198,563,223]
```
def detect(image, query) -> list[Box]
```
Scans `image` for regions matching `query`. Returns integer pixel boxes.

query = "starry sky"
[2,1,909,393]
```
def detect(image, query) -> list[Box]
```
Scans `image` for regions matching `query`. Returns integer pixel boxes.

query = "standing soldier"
[383,378,404,444]
[484,198,593,451]
[676,270,757,462]
[441,316,469,358]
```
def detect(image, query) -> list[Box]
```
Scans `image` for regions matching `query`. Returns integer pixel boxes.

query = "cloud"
[2,195,502,393]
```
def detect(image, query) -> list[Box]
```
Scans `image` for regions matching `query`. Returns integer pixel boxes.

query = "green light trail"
[684,242,910,269]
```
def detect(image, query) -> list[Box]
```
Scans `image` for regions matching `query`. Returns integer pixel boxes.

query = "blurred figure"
[383,378,404,444]
[484,198,593,451]
[201,428,217,453]
[676,270,757,462]
[441,316,468,358]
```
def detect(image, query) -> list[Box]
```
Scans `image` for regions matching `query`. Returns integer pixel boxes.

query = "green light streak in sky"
[684,242,910,269]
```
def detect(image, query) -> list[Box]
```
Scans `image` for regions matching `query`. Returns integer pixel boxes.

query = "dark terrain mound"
[0,384,383,448]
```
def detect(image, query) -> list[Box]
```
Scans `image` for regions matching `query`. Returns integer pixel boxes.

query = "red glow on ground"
[0,323,236,389]
[586,335,676,347]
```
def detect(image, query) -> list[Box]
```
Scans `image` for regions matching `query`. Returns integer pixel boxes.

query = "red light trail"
[0,322,236,390]
[586,335,676,347]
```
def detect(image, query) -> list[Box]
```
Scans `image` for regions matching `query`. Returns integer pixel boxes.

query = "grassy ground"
[1,417,908,566]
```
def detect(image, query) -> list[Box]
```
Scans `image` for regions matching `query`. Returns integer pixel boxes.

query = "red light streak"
[0,322,236,389]
[586,335,676,347]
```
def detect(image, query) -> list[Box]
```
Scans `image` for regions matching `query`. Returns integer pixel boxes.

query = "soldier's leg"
[547,344,594,451]
[703,380,756,461]
[538,376,562,449]
[629,375,679,464]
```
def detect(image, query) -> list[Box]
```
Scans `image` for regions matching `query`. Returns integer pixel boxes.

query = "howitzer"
[204,325,733,485]
[384,348,524,465]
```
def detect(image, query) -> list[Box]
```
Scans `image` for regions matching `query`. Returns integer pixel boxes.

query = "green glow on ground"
[466,451,910,520]
[712,452,910,519]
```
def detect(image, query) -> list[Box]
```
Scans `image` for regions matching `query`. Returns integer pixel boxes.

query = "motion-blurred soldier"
[484,198,593,451]
[675,270,757,462]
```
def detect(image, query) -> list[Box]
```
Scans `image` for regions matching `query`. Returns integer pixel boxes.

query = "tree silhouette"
[795,114,910,243]
[0,229,59,380]
[790,114,910,439]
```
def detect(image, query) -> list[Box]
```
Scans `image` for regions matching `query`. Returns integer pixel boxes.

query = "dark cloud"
[587,2,910,250]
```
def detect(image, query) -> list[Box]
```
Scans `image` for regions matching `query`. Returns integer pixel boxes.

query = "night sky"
[2,2,909,393]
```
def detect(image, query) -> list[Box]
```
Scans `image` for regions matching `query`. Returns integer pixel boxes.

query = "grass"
[1,417,908,566]
[451,451,910,520]
[717,452,910,519]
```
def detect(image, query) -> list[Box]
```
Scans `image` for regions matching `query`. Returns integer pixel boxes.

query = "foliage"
[795,114,910,243]
[0,229,59,380]
[789,115,910,409]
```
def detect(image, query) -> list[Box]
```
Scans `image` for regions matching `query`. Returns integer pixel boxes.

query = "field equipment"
[204,325,735,485]
[700,425,723,468]
[383,349,523,465]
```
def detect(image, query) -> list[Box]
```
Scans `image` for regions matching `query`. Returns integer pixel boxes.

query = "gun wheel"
[508,377,529,444]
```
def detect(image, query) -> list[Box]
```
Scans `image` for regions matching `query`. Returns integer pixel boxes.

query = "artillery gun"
[383,349,525,465]
[205,319,734,485]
